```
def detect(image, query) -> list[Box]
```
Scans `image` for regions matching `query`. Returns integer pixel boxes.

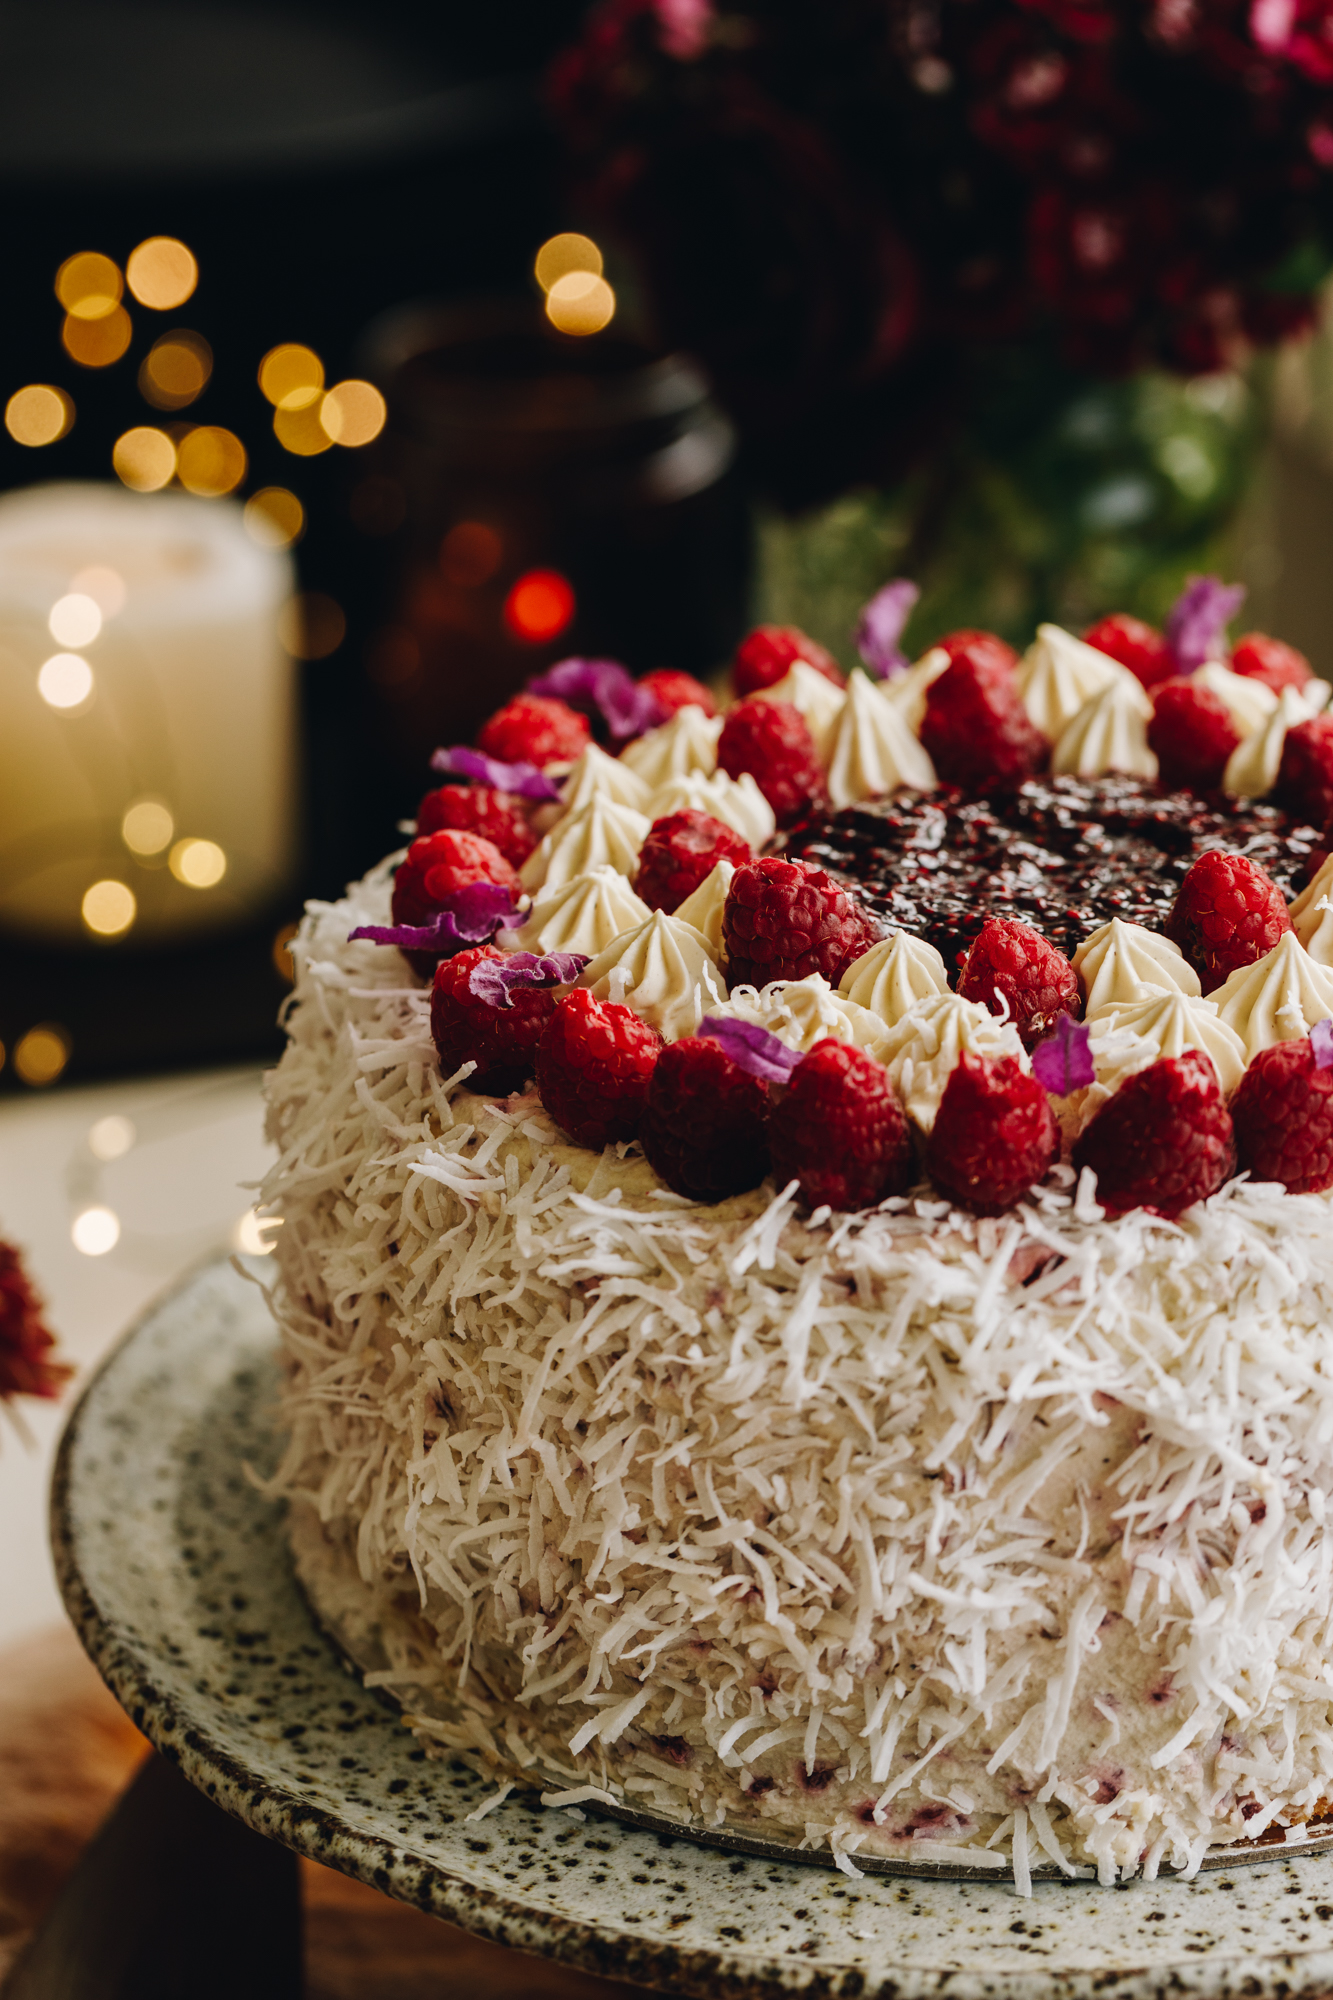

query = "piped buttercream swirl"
[838,930,949,1026]
[673,858,735,958]
[1213,930,1333,1060]
[576,910,725,1042]
[712,973,893,1063]
[520,796,650,894]
[557,742,652,818]
[1091,989,1247,1095]
[875,991,1028,1131]
[1017,625,1124,740]
[1052,675,1157,780]
[647,770,775,848]
[620,705,722,788]
[1290,854,1333,966]
[1224,683,1325,799]
[753,660,848,758]
[1192,662,1278,738]
[824,669,937,807]
[881,646,950,734]
[512,867,651,959]
[1072,919,1201,1016]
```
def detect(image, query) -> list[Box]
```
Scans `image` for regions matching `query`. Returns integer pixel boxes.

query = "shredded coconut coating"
[262,863,1333,1888]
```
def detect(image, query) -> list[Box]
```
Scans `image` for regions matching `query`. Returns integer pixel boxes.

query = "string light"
[122,800,174,855]
[5,385,73,446]
[535,233,604,292]
[169,838,227,888]
[139,331,212,410]
[82,879,136,936]
[545,271,616,336]
[259,344,324,410]
[113,427,176,491]
[126,237,197,310]
[49,593,102,647]
[37,655,94,709]
[176,426,246,497]
[72,1207,120,1256]
[244,488,304,549]
[63,306,132,368]
[13,1025,70,1087]
[504,569,576,643]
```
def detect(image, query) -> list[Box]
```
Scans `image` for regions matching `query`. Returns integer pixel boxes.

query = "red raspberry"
[415,784,536,868]
[733,624,844,697]
[1147,679,1242,791]
[1072,1051,1235,1218]
[936,629,1020,674]
[476,692,590,766]
[723,856,880,989]
[430,945,556,1095]
[957,918,1080,1051]
[1230,1036,1333,1194]
[1081,613,1175,690]
[1164,850,1292,994]
[919,650,1047,793]
[1231,632,1313,694]
[639,1036,770,1201]
[639,668,717,718]
[392,830,519,975]
[1275,715,1333,828]
[717,698,828,827]
[924,1051,1058,1214]
[537,990,662,1148]
[768,1040,913,1211]
[635,811,752,913]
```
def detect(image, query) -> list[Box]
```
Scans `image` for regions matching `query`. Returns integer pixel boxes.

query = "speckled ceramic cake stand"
[50,1256,1333,2000]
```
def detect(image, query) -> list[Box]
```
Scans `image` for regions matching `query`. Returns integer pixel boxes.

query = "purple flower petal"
[467,950,590,1008]
[856,578,919,681]
[429,745,562,801]
[1032,1014,1095,1095]
[527,657,667,743]
[349,882,527,956]
[1313,1018,1333,1070]
[699,1015,804,1084]
[1164,575,1247,674]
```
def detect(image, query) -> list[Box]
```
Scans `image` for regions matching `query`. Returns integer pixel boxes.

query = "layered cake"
[263,597,1333,1888]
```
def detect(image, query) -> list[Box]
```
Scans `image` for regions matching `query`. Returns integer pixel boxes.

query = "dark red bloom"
[0,1242,67,1403]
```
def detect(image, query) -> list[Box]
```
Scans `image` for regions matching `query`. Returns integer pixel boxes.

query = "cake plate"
[50,1255,1333,2000]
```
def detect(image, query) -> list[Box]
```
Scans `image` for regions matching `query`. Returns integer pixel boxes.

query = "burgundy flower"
[0,1241,68,1404]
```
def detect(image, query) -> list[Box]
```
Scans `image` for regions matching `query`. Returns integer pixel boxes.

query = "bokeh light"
[88,1114,135,1160]
[545,272,616,336]
[234,1208,277,1255]
[63,305,133,368]
[504,569,576,643]
[82,879,136,936]
[259,344,324,410]
[276,593,346,659]
[126,237,198,310]
[169,837,227,888]
[113,427,176,491]
[273,401,333,456]
[72,1206,120,1256]
[122,799,174,855]
[14,1025,70,1087]
[244,487,305,549]
[320,379,387,447]
[441,521,503,587]
[139,330,212,410]
[56,251,122,319]
[5,385,73,446]
[272,921,298,982]
[49,592,102,647]
[37,654,93,709]
[176,426,246,497]
[535,233,603,293]
[72,566,126,616]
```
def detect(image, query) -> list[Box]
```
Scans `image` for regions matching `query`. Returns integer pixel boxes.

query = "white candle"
[0,481,297,945]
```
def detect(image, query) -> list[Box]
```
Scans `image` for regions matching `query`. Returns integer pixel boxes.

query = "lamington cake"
[263,591,1333,1889]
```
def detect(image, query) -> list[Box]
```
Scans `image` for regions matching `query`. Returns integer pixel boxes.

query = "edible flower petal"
[349,882,526,954]
[1032,1014,1095,1095]
[1165,576,1247,674]
[429,745,562,801]
[855,578,919,680]
[466,950,590,1008]
[527,658,667,743]
[699,1014,804,1083]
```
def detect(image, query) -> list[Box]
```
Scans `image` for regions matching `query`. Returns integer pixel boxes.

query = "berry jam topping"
[783,775,1322,970]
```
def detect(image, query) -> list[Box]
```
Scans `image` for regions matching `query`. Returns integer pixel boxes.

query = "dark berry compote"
[783,776,1323,970]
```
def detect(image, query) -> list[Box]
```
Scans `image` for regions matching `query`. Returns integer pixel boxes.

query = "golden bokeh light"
[169,837,227,888]
[5,384,73,447]
[259,343,324,410]
[37,654,94,710]
[113,426,176,492]
[273,400,333,456]
[176,425,246,497]
[63,305,132,368]
[139,330,212,410]
[82,879,136,936]
[14,1024,70,1087]
[49,592,102,647]
[545,272,616,336]
[276,592,346,659]
[56,251,123,319]
[72,566,126,616]
[72,1206,120,1256]
[320,379,387,447]
[535,233,603,293]
[122,799,174,855]
[243,487,305,550]
[272,921,298,983]
[126,237,198,310]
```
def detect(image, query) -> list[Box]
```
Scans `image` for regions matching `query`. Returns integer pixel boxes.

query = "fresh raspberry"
[1081,613,1175,690]
[1275,715,1333,828]
[476,692,590,766]
[537,989,662,1148]
[415,784,536,868]
[733,624,844,697]
[723,856,880,989]
[1164,850,1292,994]
[635,811,752,913]
[936,629,1020,674]
[1072,1051,1235,1218]
[1231,632,1313,694]
[717,698,828,827]
[430,945,556,1095]
[1230,1036,1333,1194]
[392,831,518,930]
[956,917,1080,1051]
[924,1051,1058,1214]
[768,1040,913,1210]
[1146,679,1242,791]
[919,650,1047,792]
[639,668,717,718]
[639,1036,770,1201]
